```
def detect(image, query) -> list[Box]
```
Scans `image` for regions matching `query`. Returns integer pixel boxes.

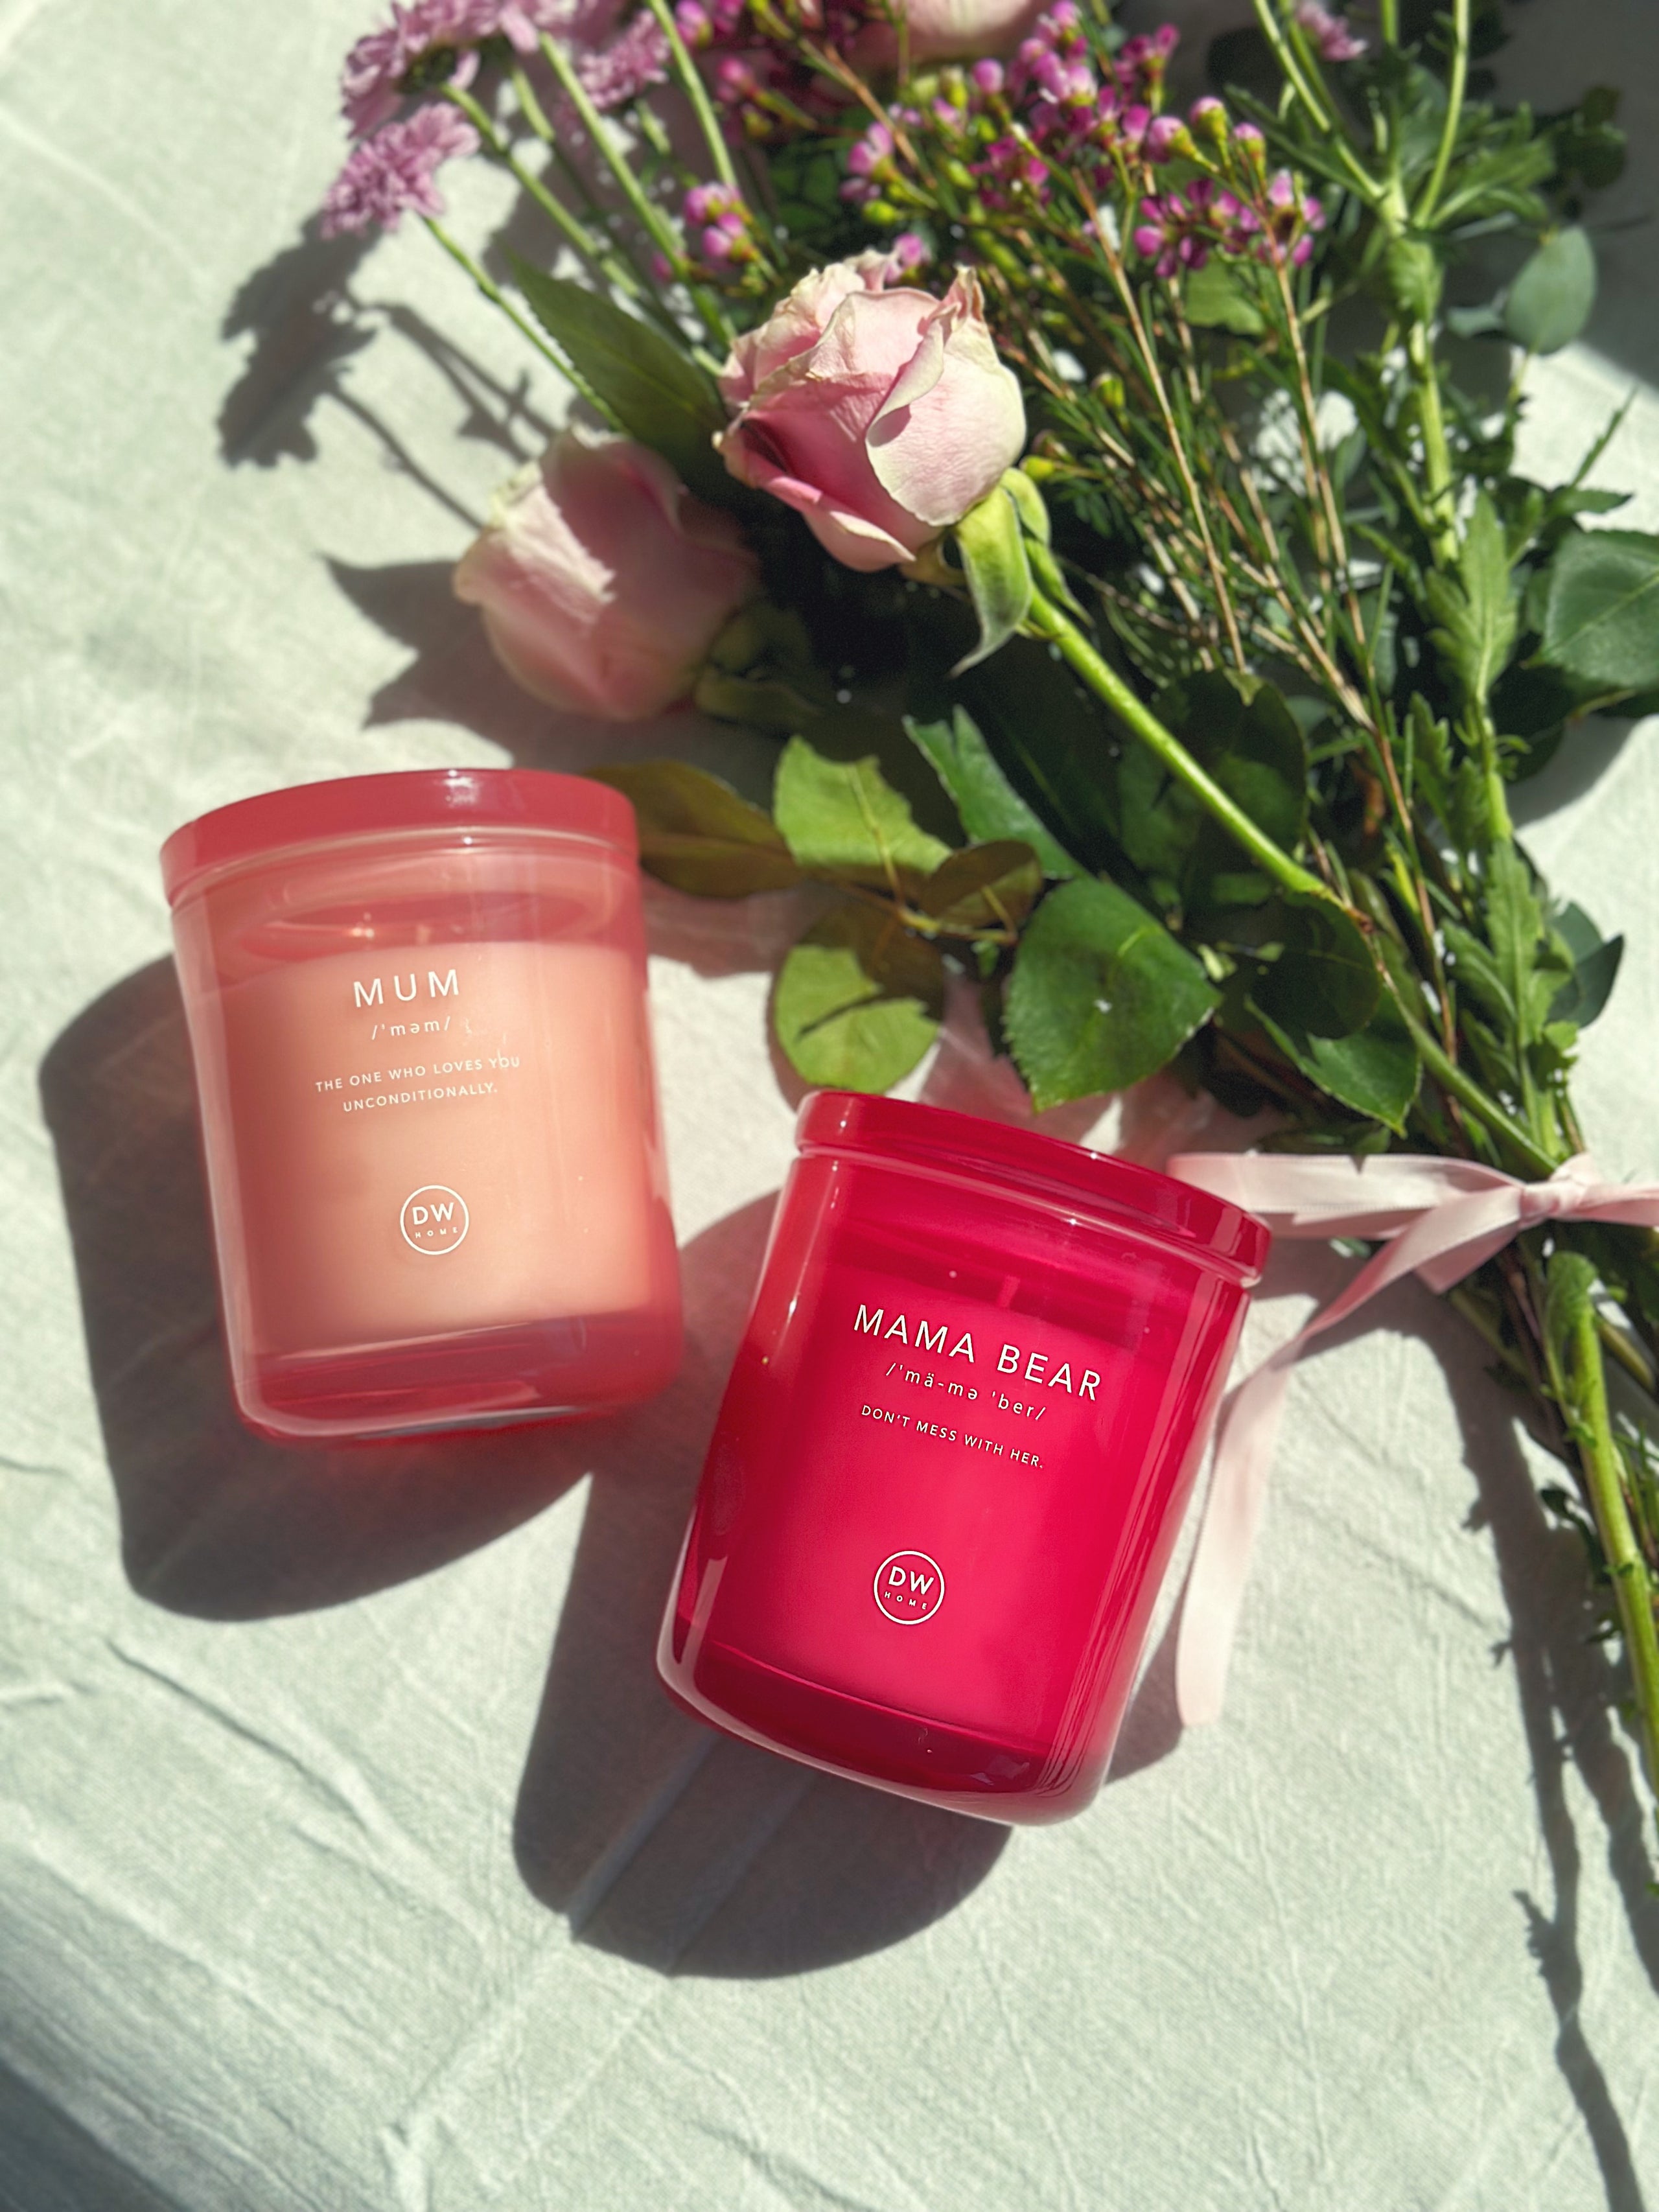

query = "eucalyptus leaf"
[1503,226,1596,356]
[1548,901,1623,1028]
[772,903,944,1091]
[588,761,800,896]
[512,264,730,505]
[1004,876,1219,1108]
[773,735,953,889]
[1535,527,1659,691]
[1254,996,1419,1134]
[905,707,1081,878]
[1253,894,1380,1040]
[951,485,1033,673]
[917,841,1043,931]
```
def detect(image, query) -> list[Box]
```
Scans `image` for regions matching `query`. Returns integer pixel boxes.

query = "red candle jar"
[658,1093,1268,1822]
[162,769,680,1442]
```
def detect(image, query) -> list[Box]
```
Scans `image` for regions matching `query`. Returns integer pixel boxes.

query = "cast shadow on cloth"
[1282,1262,1659,2212]
[38,963,1025,1975]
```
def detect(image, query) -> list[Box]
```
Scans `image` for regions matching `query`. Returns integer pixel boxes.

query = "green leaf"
[1182,258,1266,335]
[773,735,953,890]
[1004,877,1219,1108]
[1382,237,1443,323]
[588,762,800,896]
[1503,226,1596,356]
[1424,493,1517,704]
[1254,996,1420,1135]
[512,265,730,505]
[1443,845,1570,1049]
[1548,902,1623,1029]
[905,708,1081,878]
[772,903,944,1092]
[917,841,1042,931]
[951,485,1033,673]
[1535,528,1659,692]
[1253,893,1380,1040]
[1123,671,1308,908]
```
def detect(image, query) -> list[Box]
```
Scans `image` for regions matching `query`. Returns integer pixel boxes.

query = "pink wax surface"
[165,772,679,1441]
[660,1095,1266,1824]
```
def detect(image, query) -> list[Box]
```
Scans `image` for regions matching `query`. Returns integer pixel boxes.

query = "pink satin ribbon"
[1165,1150,1659,1726]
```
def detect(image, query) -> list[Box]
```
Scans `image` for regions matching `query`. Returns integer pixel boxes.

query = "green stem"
[1025,586,1332,905]
[1406,319,1459,567]
[1549,1265,1659,1819]
[423,217,608,418]
[1395,988,1559,1177]
[1415,0,1470,225]
[1247,0,1380,204]
[640,0,741,193]
[537,30,733,348]
[445,84,656,316]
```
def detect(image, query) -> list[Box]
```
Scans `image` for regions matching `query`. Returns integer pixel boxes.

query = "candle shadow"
[510,1191,1020,1976]
[38,959,597,1620]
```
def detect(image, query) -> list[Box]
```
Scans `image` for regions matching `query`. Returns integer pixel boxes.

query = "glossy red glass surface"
[659,1093,1268,1822]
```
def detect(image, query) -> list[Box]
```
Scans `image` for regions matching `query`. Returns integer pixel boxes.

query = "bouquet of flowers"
[317,0,1659,1860]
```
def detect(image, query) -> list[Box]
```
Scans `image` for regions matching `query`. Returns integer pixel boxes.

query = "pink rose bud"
[859,0,1050,67]
[715,255,1027,573]
[454,432,760,720]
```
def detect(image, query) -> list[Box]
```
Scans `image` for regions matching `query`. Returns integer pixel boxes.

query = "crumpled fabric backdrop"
[4,2,1659,2207]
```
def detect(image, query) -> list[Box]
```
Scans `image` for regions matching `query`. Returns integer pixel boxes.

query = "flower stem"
[639,0,741,194]
[1415,0,1470,224]
[1025,585,1334,906]
[1547,1259,1659,1831]
[422,216,609,419]
[537,30,733,349]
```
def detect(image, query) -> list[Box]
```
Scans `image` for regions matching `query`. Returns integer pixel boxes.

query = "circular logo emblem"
[399,1185,469,1256]
[874,1550,945,1625]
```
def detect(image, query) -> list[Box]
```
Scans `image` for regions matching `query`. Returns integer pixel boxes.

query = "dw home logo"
[874,1550,945,1625]
[399,1185,469,1256]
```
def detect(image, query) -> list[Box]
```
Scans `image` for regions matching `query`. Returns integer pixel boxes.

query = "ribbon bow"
[1165,1150,1659,1727]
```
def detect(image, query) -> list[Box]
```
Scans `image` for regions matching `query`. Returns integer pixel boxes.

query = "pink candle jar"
[659,1093,1268,1822]
[161,769,680,1441]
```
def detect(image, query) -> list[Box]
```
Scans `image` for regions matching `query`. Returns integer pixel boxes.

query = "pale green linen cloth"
[3,1,1659,2206]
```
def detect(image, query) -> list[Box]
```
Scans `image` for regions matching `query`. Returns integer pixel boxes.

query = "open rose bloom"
[716,253,1027,572]
[454,432,759,719]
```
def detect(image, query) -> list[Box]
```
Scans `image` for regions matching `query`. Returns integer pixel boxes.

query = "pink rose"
[453,432,759,719]
[717,253,1026,574]
[888,0,1049,60]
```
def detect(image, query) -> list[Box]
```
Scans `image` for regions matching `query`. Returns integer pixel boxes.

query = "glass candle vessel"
[659,1093,1268,1822]
[162,768,680,1441]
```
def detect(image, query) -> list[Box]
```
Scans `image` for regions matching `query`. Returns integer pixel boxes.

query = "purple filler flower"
[321,104,481,234]
[577,10,670,108]
[340,1,550,137]
[1295,2,1367,62]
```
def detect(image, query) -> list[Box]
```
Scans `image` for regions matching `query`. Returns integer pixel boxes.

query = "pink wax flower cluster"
[682,181,760,274]
[1133,165,1323,278]
[841,7,1189,215]
[453,433,760,719]
[715,251,1025,572]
